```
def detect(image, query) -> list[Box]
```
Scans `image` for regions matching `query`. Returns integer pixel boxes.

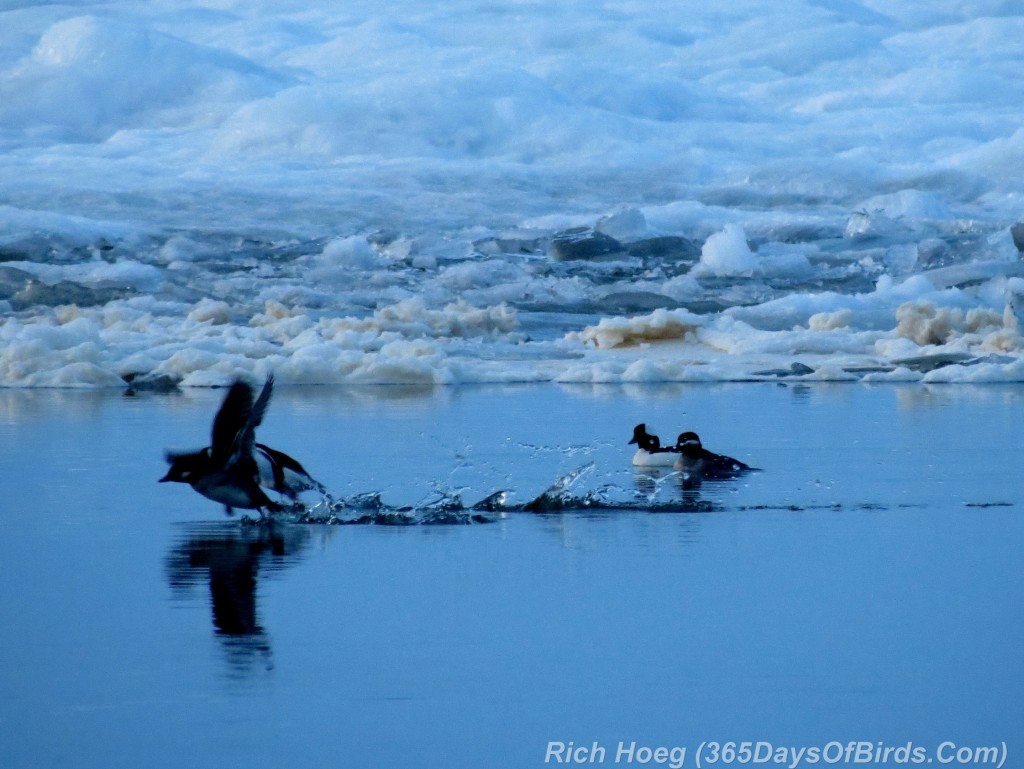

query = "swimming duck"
[629,423,679,467]
[673,431,755,479]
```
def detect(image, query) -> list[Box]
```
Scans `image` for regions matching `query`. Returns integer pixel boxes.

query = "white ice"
[1,1,1024,386]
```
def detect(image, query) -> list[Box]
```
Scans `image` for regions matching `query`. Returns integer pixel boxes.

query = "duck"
[673,431,756,479]
[160,374,320,515]
[629,423,679,467]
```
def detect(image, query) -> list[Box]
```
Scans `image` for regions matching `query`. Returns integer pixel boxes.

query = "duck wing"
[229,374,274,465]
[701,448,752,476]
[210,380,254,467]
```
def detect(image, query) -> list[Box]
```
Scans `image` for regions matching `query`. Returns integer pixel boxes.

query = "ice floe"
[2,2,1024,385]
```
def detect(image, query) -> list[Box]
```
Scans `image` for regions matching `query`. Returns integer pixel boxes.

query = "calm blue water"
[0,383,1021,768]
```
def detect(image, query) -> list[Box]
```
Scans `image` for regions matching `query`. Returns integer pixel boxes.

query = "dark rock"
[626,236,700,262]
[597,291,680,313]
[474,234,546,256]
[0,266,34,299]
[0,236,59,263]
[122,373,181,393]
[915,238,955,269]
[366,230,400,248]
[10,279,132,310]
[842,365,896,374]
[1011,223,1024,252]
[678,299,737,314]
[751,362,815,377]
[548,228,626,261]
[892,352,973,372]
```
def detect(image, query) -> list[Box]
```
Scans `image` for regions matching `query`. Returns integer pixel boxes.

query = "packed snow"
[2,0,1024,386]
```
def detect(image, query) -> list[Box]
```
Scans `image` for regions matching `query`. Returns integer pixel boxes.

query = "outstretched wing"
[230,374,274,463]
[210,380,254,466]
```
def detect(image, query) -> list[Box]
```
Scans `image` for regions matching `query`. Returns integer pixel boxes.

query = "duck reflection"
[632,467,722,512]
[166,522,310,676]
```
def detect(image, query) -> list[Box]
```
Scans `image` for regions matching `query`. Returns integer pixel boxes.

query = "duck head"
[629,423,661,451]
[675,432,702,455]
[159,449,210,485]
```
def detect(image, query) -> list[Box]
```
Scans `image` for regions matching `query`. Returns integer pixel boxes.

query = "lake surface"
[0,383,1020,768]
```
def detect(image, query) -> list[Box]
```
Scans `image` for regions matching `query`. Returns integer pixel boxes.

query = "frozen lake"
[3,1,1024,390]
[0,382,1020,768]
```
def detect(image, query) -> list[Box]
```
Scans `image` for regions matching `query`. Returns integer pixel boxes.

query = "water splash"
[235,459,967,526]
[293,487,492,526]
[280,463,724,523]
[264,461,673,522]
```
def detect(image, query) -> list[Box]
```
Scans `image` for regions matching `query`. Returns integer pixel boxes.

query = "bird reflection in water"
[166,522,310,676]
[632,467,721,512]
